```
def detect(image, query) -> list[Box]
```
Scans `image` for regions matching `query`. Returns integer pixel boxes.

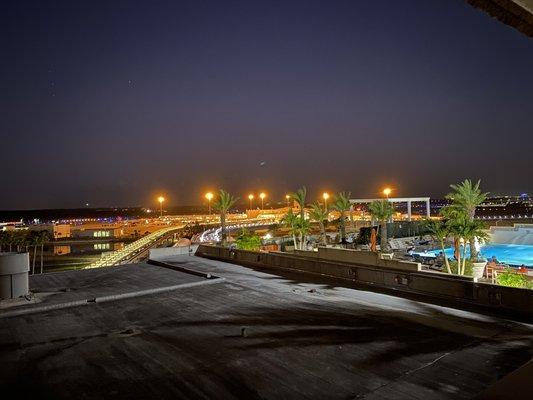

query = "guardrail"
[86,227,182,268]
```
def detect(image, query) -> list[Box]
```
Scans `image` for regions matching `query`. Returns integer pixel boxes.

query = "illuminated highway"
[87,226,182,268]
[196,219,276,242]
[85,216,278,268]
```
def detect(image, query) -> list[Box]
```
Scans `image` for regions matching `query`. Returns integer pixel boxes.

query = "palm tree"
[14,230,28,252]
[296,217,311,250]
[424,219,451,273]
[38,231,50,273]
[213,190,238,245]
[331,192,351,245]
[368,200,394,251]
[290,187,307,220]
[281,208,299,249]
[5,231,16,252]
[0,231,9,252]
[439,205,465,260]
[448,217,489,275]
[309,202,328,246]
[29,231,39,274]
[446,179,488,259]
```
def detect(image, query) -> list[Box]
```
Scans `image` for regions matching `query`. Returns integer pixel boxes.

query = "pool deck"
[413,243,533,269]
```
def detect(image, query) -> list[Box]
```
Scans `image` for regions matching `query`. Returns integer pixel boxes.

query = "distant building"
[28,224,71,239]
[71,226,123,239]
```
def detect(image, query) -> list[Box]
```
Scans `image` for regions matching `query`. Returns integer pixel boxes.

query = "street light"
[205,192,213,214]
[259,192,266,210]
[248,194,254,210]
[285,194,291,208]
[322,192,330,212]
[382,187,393,223]
[157,196,165,218]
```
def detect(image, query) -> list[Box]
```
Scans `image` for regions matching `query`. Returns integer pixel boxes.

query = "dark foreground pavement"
[0,255,531,399]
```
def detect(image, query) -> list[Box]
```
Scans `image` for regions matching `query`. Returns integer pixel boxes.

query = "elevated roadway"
[87,226,183,268]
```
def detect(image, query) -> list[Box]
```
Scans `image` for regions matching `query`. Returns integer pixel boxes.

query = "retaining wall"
[196,245,533,320]
[149,245,198,260]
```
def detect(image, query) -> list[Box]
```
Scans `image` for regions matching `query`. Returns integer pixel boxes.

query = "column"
[426,199,431,218]
[407,200,412,221]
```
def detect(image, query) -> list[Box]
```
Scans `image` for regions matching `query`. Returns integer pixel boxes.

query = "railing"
[86,226,181,268]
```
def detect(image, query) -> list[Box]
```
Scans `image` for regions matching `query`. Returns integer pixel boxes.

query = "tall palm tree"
[281,208,299,249]
[38,231,50,273]
[331,192,351,244]
[213,190,238,245]
[424,219,451,273]
[368,200,394,251]
[29,231,39,274]
[446,179,488,259]
[309,202,328,246]
[290,187,307,220]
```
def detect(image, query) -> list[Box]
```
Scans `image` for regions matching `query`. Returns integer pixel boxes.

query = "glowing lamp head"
[205,192,213,201]
[259,192,266,200]
[383,188,392,197]
[248,194,254,200]
[322,192,330,200]
[285,194,290,200]
[157,196,165,204]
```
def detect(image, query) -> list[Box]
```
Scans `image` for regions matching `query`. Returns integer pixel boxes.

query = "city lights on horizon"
[153,187,401,210]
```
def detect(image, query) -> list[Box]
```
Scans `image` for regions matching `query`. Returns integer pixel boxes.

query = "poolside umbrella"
[370,228,377,252]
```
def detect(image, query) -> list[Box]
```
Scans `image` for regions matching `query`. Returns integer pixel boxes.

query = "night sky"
[2,0,532,210]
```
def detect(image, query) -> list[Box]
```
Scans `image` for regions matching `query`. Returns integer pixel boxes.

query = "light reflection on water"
[46,242,125,256]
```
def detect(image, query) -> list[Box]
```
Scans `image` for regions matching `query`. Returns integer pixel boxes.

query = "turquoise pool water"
[414,244,533,267]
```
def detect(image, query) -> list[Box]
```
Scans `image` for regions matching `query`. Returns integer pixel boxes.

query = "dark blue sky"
[1,0,532,209]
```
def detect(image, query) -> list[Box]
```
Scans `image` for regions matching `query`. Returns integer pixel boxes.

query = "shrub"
[448,260,473,276]
[235,229,262,251]
[496,269,533,289]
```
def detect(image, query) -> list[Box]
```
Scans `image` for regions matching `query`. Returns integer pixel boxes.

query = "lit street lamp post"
[248,194,254,210]
[322,192,329,212]
[285,194,291,208]
[259,192,266,210]
[383,187,393,222]
[205,192,213,214]
[157,196,165,218]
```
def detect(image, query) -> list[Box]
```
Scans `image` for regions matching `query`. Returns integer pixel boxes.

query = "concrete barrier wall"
[292,247,421,272]
[149,245,199,260]
[0,252,29,299]
[195,244,533,319]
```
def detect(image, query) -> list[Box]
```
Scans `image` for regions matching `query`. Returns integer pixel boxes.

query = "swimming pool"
[413,243,533,267]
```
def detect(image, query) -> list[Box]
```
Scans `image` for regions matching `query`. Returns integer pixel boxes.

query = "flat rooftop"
[1,255,532,399]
